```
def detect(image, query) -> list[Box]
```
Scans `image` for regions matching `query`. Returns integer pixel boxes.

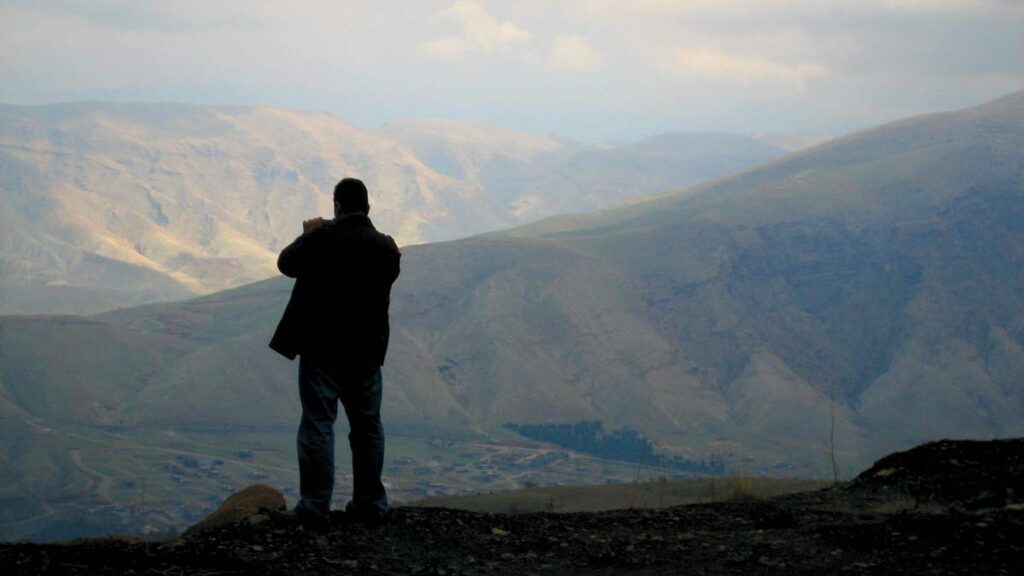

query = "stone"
[182,484,286,538]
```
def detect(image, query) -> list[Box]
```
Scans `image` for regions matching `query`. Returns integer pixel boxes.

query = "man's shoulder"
[369,231,401,257]
[375,230,400,251]
[328,216,400,252]
[356,216,399,251]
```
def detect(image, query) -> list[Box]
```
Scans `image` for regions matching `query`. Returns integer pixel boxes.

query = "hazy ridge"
[0,103,787,314]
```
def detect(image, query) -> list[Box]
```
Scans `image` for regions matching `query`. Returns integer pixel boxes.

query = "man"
[269,177,401,528]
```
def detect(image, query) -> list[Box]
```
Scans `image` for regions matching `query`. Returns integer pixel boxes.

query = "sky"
[1,0,1022,143]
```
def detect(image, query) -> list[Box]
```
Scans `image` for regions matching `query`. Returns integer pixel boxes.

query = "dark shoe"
[269,508,329,531]
[344,503,387,528]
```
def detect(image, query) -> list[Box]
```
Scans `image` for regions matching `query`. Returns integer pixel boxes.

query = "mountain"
[378,119,786,223]
[385,89,1024,465]
[2,91,1023,540]
[754,132,831,152]
[0,104,787,314]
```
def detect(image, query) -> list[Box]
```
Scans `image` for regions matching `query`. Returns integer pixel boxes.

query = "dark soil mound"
[847,438,1024,509]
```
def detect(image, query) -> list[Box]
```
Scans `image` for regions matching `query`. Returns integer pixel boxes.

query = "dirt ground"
[2,438,1022,575]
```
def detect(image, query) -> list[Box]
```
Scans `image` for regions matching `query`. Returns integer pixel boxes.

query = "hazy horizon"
[2,1,1022,143]
[0,99,833,148]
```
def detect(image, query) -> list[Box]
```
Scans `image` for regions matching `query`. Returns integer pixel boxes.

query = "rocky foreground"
[3,439,1022,575]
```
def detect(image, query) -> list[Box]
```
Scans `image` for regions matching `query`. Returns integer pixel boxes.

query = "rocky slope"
[1,439,1021,575]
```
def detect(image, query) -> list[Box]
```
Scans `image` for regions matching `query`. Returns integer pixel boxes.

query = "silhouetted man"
[269,177,401,528]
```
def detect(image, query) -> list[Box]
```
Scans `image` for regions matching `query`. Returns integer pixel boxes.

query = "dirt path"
[68,449,114,503]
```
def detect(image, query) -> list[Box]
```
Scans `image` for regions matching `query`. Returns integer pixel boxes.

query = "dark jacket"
[269,214,401,367]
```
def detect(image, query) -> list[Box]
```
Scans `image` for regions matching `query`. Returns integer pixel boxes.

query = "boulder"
[182,484,286,538]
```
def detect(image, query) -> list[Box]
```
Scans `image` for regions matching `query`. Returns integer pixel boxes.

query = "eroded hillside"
[0,104,786,313]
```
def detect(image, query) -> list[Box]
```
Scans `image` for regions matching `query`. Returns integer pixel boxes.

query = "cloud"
[1,0,1019,142]
[868,0,1014,14]
[672,48,829,84]
[1,0,264,32]
[581,0,1016,18]
[420,1,531,59]
[549,34,602,72]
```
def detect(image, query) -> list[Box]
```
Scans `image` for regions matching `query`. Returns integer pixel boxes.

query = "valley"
[0,423,711,542]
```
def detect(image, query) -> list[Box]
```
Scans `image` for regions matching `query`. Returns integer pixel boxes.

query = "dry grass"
[723,475,759,502]
[408,476,830,514]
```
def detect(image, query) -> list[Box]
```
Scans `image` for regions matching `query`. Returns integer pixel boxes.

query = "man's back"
[270,213,401,367]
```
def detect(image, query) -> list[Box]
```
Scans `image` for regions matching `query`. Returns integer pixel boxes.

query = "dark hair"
[333,178,369,214]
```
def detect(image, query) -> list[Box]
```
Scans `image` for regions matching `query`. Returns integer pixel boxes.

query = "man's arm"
[382,235,401,284]
[277,217,326,278]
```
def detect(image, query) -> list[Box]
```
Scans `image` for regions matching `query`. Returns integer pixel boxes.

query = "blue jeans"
[295,356,387,520]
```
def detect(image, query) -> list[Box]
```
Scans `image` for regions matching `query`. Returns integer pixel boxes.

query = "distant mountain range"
[3,89,1021,467]
[2,91,1022,542]
[0,103,789,314]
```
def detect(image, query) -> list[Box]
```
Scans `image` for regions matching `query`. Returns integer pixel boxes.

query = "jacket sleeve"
[389,238,402,283]
[277,231,319,278]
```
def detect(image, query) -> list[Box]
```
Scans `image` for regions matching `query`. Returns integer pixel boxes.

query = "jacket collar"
[330,213,375,231]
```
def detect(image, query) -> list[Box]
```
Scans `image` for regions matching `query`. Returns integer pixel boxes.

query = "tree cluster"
[505,420,724,474]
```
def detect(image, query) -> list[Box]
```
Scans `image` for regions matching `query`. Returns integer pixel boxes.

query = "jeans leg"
[296,356,339,519]
[338,367,387,517]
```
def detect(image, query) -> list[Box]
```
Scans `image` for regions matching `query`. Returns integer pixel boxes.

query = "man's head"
[334,178,370,218]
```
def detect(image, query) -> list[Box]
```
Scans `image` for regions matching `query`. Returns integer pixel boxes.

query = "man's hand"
[303,217,325,234]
